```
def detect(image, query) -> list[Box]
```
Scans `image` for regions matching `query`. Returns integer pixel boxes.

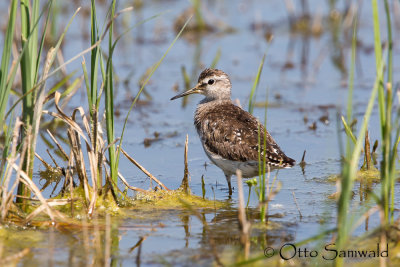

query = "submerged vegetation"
[0,0,399,266]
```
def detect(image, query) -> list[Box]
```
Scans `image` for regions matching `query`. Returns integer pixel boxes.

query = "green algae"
[51,186,123,217]
[328,168,382,183]
[0,225,45,248]
[12,186,228,224]
[132,188,227,210]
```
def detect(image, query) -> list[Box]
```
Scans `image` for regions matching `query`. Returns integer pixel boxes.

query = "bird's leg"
[225,174,232,195]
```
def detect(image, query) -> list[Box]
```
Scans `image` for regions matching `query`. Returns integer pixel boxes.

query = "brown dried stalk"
[236,169,251,259]
[292,190,303,218]
[46,129,69,161]
[115,168,147,193]
[180,135,190,193]
[67,128,90,204]
[25,199,72,223]
[121,148,170,191]
[35,152,52,170]
[1,117,22,221]
[11,163,66,222]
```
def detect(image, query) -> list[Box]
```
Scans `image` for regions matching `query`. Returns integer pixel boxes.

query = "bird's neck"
[199,96,231,105]
[196,98,231,122]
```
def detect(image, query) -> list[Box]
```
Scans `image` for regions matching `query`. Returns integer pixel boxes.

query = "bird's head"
[171,68,232,101]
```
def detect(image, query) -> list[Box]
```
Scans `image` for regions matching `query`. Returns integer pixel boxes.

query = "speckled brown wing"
[194,102,295,167]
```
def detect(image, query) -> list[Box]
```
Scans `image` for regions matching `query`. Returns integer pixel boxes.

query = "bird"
[171,68,295,195]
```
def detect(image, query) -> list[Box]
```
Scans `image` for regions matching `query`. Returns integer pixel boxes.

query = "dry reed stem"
[47,122,89,203]
[71,107,92,138]
[115,169,147,193]
[18,198,76,203]
[24,125,33,185]
[351,206,379,234]
[62,150,75,216]
[24,199,71,223]
[180,135,190,193]
[265,165,271,219]
[90,105,98,158]
[80,112,98,215]
[67,129,90,204]
[121,148,170,191]
[135,239,143,266]
[30,48,55,173]
[292,190,303,218]
[43,92,91,145]
[236,170,251,259]
[1,117,22,220]
[46,149,60,168]
[35,152,52,169]
[11,163,65,222]
[46,92,107,213]
[1,177,20,221]
[47,129,69,161]
[129,236,147,253]
[48,94,101,214]
[364,130,371,170]
[86,142,98,216]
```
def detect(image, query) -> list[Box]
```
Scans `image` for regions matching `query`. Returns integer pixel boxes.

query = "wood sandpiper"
[171,68,295,195]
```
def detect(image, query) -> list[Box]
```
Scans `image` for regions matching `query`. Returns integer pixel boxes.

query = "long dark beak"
[170,84,202,100]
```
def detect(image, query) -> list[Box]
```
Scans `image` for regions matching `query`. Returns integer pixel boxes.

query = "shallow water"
[1,0,400,265]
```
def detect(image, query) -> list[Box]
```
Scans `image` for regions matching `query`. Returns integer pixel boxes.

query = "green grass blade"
[4,6,81,121]
[210,48,221,69]
[60,76,83,98]
[35,1,53,88]
[82,58,91,104]
[116,16,192,169]
[341,116,357,145]
[90,0,101,115]
[0,0,18,130]
[30,0,41,84]
[336,51,386,262]
[383,0,392,85]
[248,54,265,114]
[371,0,385,134]
[47,71,77,95]
[105,0,117,184]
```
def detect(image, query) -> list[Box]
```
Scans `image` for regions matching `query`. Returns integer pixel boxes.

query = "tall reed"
[18,0,42,188]
[335,1,395,262]
[0,0,18,132]
[376,0,398,224]
[336,17,358,267]
[105,0,118,188]
[17,0,78,205]
[248,55,265,114]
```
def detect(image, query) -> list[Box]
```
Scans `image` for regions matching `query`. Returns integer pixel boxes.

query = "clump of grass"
[10,0,80,211]
[0,0,191,225]
[335,0,399,264]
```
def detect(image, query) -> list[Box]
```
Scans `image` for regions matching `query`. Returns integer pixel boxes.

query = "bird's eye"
[208,79,215,85]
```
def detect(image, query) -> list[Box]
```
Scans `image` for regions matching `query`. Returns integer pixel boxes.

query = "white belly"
[202,143,261,177]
